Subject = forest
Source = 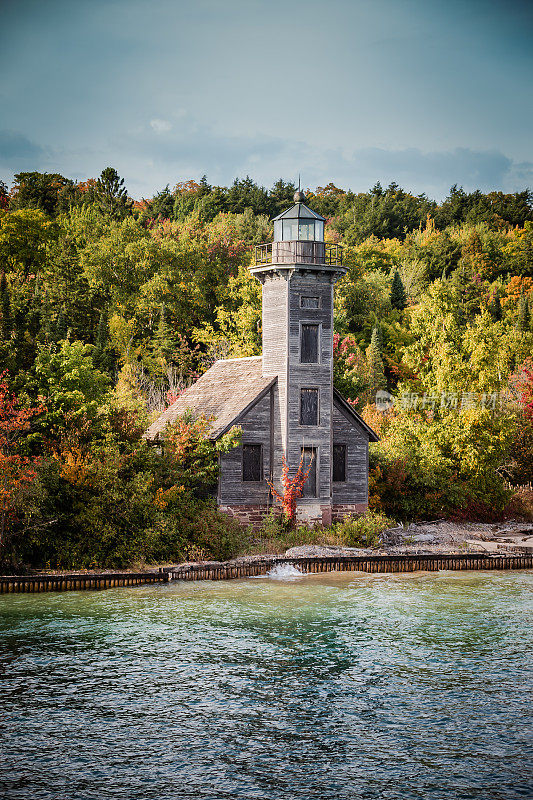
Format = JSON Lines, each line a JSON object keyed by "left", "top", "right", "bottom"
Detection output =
{"left": 0, "top": 169, "right": 532, "bottom": 569}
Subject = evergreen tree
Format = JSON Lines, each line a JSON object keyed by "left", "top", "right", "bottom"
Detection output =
{"left": 390, "top": 270, "right": 407, "bottom": 310}
{"left": 54, "top": 307, "right": 67, "bottom": 342}
{"left": 517, "top": 295, "right": 530, "bottom": 331}
{"left": 147, "top": 185, "right": 174, "bottom": 219}
{"left": 38, "top": 293, "right": 51, "bottom": 342}
{"left": 93, "top": 309, "right": 110, "bottom": 371}
{"left": 0, "top": 274, "right": 11, "bottom": 340}
{"left": 366, "top": 326, "right": 387, "bottom": 399}
{"left": 154, "top": 304, "right": 173, "bottom": 372}
{"left": 96, "top": 167, "right": 132, "bottom": 219}
{"left": 489, "top": 293, "right": 503, "bottom": 321}
{"left": 269, "top": 178, "right": 297, "bottom": 216}
{"left": 11, "top": 309, "right": 27, "bottom": 371}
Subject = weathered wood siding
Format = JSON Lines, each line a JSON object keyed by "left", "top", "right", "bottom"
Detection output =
{"left": 261, "top": 275, "right": 288, "bottom": 496}
{"left": 287, "top": 273, "right": 334, "bottom": 503}
{"left": 219, "top": 393, "right": 272, "bottom": 506}
{"left": 332, "top": 403, "right": 369, "bottom": 504}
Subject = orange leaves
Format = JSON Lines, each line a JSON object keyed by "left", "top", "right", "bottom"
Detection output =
{"left": 174, "top": 180, "right": 203, "bottom": 197}
{"left": 503, "top": 276, "right": 533, "bottom": 307}
{"left": 0, "top": 372, "right": 45, "bottom": 454}
{"left": 153, "top": 486, "right": 185, "bottom": 510}
{"left": 267, "top": 451, "right": 314, "bottom": 525}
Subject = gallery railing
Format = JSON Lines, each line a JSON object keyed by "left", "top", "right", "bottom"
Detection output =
{"left": 254, "top": 241, "right": 343, "bottom": 267}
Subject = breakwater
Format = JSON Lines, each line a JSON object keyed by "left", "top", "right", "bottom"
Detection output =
{"left": 0, "top": 552, "right": 531, "bottom": 593}
{"left": 0, "top": 571, "right": 168, "bottom": 594}
{"left": 169, "top": 553, "right": 532, "bottom": 580}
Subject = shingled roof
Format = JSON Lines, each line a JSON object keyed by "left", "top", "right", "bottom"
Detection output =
{"left": 143, "top": 356, "right": 275, "bottom": 442}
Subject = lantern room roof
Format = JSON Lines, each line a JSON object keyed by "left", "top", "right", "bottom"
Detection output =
{"left": 272, "top": 201, "right": 325, "bottom": 223}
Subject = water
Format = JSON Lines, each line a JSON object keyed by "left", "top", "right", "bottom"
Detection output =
{"left": 0, "top": 570, "right": 532, "bottom": 800}
{"left": 267, "top": 563, "right": 304, "bottom": 579}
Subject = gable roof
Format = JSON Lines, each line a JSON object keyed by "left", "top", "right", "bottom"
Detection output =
{"left": 333, "top": 389, "right": 380, "bottom": 442}
{"left": 143, "top": 356, "right": 275, "bottom": 442}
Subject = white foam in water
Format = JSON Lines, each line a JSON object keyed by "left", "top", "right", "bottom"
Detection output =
{"left": 267, "top": 563, "right": 304, "bottom": 580}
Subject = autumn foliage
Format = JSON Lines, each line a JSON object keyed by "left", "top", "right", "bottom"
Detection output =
{"left": 267, "top": 452, "right": 314, "bottom": 526}
{"left": 0, "top": 373, "right": 44, "bottom": 555}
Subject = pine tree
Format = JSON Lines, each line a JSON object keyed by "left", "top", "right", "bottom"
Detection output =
{"left": 38, "top": 293, "right": 51, "bottom": 342}
{"left": 366, "top": 326, "right": 387, "bottom": 400}
{"left": 96, "top": 167, "right": 132, "bottom": 219}
{"left": 11, "top": 309, "right": 26, "bottom": 372}
{"left": 517, "top": 295, "right": 530, "bottom": 331}
{"left": 490, "top": 294, "right": 502, "bottom": 321}
{"left": 54, "top": 307, "right": 67, "bottom": 342}
{"left": 0, "top": 274, "right": 11, "bottom": 340}
{"left": 390, "top": 270, "right": 407, "bottom": 310}
{"left": 93, "top": 309, "right": 109, "bottom": 370}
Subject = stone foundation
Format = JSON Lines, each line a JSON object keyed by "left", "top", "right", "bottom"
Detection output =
{"left": 331, "top": 503, "right": 368, "bottom": 522}
{"left": 220, "top": 502, "right": 368, "bottom": 528}
{"left": 219, "top": 505, "right": 273, "bottom": 529}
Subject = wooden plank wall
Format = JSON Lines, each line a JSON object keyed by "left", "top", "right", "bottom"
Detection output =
{"left": 287, "top": 273, "right": 334, "bottom": 504}
{"left": 219, "top": 393, "right": 272, "bottom": 505}
{"left": 332, "top": 404, "right": 368, "bottom": 504}
{"left": 261, "top": 275, "right": 289, "bottom": 495}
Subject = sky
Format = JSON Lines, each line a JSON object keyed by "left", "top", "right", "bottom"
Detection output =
{"left": 1, "top": 0, "right": 532, "bottom": 200}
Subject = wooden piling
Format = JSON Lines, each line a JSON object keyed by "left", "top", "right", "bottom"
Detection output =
{"left": 0, "top": 553, "right": 531, "bottom": 594}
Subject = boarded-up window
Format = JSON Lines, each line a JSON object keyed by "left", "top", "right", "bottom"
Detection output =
{"left": 242, "top": 444, "right": 262, "bottom": 482}
{"left": 333, "top": 444, "right": 346, "bottom": 482}
{"left": 301, "top": 447, "right": 317, "bottom": 497}
{"left": 300, "top": 389, "right": 319, "bottom": 425}
{"left": 301, "top": 296, "right": 319, "bottom": 309}
{"left": 300, "top": 324, "right": 319, "bottom": 363}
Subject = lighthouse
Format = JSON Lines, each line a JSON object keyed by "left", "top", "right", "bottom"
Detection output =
{"left": 145, "top": 191, "right": 378, "bottom": 526}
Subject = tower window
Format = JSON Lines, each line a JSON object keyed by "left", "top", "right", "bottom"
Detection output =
{"left": 300, "top": 389, "right": 319, "bottom": 426}
{"left": 300, "top": 324, "right": 319, "bottom": 363}
{"left": 333, "top": 444, "right": 346, "bottom": 483}
{"left": 301, "top": 446, "right": 317, "bottom": 497}
{"left": 301, "top": 296, "right": 319, "bottom": 309}
{"left": 242, "top": 444, "right": 262, "bottom": 482}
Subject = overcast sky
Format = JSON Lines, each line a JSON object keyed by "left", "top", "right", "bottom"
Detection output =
{"left": 1, "top": 0, "right": 532, "bottom": 200}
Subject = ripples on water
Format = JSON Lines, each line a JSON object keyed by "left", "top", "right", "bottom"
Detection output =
{"left": 0, "top": 571, "right": 532, "bottom": 800}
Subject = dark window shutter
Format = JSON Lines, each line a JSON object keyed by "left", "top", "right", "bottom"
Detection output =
{"left": 301, "top": 296, "right": 319, "bottom": 309}
{"left": 301, "top": 447, "right": 317, "bottom": 497}
{"left": 242, "top": 444, "right": 262, "bottom": 482}
{"left": 300, "top": 389, "right": 319, "bottom": 425}
{"left": 333, "top": 444, "right": 346, "bottom": 482}
{"left": 300, "top": 324, "right": 319, "bottom": 363}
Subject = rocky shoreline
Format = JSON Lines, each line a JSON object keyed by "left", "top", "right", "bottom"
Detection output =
{"left": 179, "top": 520, "right": 533, "bottom": 571}
{"left": 285, "top": 520, "right": 533, "bottom": 559}
{"left": 11, "top": 520, "right": 533, "bottom": 578}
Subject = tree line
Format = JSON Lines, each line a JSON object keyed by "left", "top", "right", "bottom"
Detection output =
{"left": 0, "top": 167, "right": 532, "bottom": 568}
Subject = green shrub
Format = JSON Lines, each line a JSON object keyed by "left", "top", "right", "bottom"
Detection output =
{"left": 331, "top": 510, "right": 394, "bottom": 547}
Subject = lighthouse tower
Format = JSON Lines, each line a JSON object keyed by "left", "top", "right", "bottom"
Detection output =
{"left": 250, "top": 191, "right": 346, "bottom": 523}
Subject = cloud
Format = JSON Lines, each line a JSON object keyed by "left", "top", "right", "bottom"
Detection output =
{"left": 115, "top": 118, "right": 533, "bottom": 199}
{"left": 0, "top": 130, "right": 45, "bottom": 168}
{"left": 319, "top": 146, "right": 533, "bottom": 198}
{"left": 150, "top": 119, "right": 172, "bottom": 134}
{"left": 0, "top": 119, "right": 531, "bottom": 201}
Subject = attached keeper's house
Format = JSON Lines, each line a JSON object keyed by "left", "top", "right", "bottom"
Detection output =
{"left": 145, "top": 192, "right": 378, "bottom": 525}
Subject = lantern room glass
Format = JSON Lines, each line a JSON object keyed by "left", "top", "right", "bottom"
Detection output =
{"left": 274, "top": 219, "right": 324, "bottom": 242}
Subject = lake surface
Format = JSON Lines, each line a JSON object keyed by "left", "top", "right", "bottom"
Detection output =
{"left": 1, "top": 569, "right": 532, "bottom": 800}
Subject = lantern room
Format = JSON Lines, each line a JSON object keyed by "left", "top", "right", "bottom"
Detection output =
{"left": 273, "top": 190, "right": 325, "bottom": 242}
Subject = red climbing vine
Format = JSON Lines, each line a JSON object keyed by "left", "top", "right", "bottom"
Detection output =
{"left": 267, "top": 451, "right": 314, "bottom": 526}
